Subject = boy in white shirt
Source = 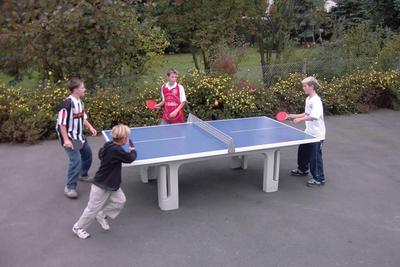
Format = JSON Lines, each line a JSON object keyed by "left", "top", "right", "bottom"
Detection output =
{"left": 287, "top": 76, "right": 326, "bottom": 186}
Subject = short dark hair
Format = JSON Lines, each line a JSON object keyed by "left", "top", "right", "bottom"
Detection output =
{"left": 67, "top": 77, "right": 83, "bottom": 92}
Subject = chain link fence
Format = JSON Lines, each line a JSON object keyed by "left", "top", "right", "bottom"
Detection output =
{"left": 1, "top": 55, "right": 399, "bottom": 89}
{"left": 236, "top": 57, "right": 385, "bottom": 87}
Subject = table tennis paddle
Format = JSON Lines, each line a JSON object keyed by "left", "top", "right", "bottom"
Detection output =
{"left": 146, "top": 99, "right": 156, "bottom": 110}
{"left": 129, "top": 138, "right": 134, "bottom": 147}
{"left": 71, "top": 139, "right": 84, "bottom": 151}
{"left": 276, "top": 111, "right": 288, "bottom": 121}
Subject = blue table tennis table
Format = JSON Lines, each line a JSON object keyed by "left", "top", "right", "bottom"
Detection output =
{"left": 102, "top": 114, "right": 320, "bottom": 211}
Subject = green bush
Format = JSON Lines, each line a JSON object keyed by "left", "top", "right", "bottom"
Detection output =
{"left": 181, "top": 71, "right": 264, "bottom": 120}
{"left": 376, "top": 36, "right": 400, "bottom": 71}
{"left": 323, "top": 70, "right": 400, "bottom": 114}
{"left": 0, "top": 86, "right": 67, "bottom": 143}
{"left": 1, "top": 69, "right": 400, "bottom": 143}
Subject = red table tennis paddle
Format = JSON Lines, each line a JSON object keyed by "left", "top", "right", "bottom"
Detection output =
{"left": 146, "top": 99, "right": 156, "bottom": 110}
{"left": 276, "top": 111, "right": 288, "bottom": 121}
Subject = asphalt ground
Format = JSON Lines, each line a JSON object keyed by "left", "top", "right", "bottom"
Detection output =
{"left": 1, "top": 109, "right": 399, "bottom": 267}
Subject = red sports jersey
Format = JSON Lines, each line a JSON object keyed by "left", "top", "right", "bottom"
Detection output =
{"left": 162, "top": 83, "right": 185, "bottom": 123}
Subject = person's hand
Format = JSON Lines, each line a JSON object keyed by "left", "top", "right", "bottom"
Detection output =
{"left": 169, "top": 110, "right": 178, "bottom": 118}
{"left": 90, "top": 127, "right": 97, "bottom": 136}
{"left": 63, "top": 140, "right": 73, "bottom": 149}
{"left": 293, "top": 118, "right": 302, "bottom": 123}
{"left": 128, "top": 139, "right": 135, "bottom": 151}
{"left": 154, "top": 103, "right": 161, "bottom": 109}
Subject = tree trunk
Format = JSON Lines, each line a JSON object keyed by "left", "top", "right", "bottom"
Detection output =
{"left": 201, "top": 49, "right": 210, "bottom": 74}
{"left": 257, "top": 33, "right": 269, "bottom": 88}
{"left": 190, "top": 47, "right": 200, "bottom": 71}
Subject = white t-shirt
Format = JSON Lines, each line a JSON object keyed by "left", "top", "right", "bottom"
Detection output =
{"left": 304, "top": 94, "right": 326, "bottom": 140}
{"left": 161, "top": 82, "right": 186, "bottom": 102}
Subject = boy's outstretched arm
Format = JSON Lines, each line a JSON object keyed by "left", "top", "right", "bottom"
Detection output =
{"left": 155, "top": 101, "right": 164, "bottom": 109}
{"left": 287, "top": 113, "right": 305, "bottom": 119}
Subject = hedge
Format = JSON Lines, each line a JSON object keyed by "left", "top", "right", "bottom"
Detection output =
{"left": 1, "top": 70, "right": 399, "bottom": 143}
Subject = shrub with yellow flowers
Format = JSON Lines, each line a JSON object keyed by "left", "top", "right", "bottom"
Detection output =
{"left": 182, "top": 70, "right": 265, "bottom": 120}
{"left": 268, "top": 73, "right": 309, "bottom": 114}
{"left": 322, "top": 70, "right": 400, "bottom": 114}
{"left": 1, "top": 69, "right": 400, "bottom": 143}
{"left": 0, "top": 85, "right": 68, "bottom": 143}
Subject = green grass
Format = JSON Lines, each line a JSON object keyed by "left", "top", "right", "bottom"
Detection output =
{"left": 153, "top": 47, "right": 264, "bottom": 82}
{"left": 0, "top": 46, "right": 318, "bottom": 88}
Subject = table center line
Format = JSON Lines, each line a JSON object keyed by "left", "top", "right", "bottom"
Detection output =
{"left": 229, "top": 126, "right": 285, "bottom": 134}
{"left": 134, "top": 136, "right": 186, "bottom": 143}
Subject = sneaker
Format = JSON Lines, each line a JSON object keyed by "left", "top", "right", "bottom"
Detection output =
{"left": 290, "top": 169, "right": 309, "bottom": 176}
{"left": 96, "top": 215, "right": 110, "bottom": 230}
{"left": 64, "top": 186, "right": 78, "bottom": 199}
{"left": 72, "top": 225, "right": 90, "bottom": 239}
{"left": 78, "top": 175, "right": 92, "bottom": 182}
{"left": 306, "top": 178, "right": 325, "bottom": 187}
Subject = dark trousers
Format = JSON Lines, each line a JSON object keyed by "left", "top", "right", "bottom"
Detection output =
{"left": 297, "top": 141, "right": 325, "bottom": 182}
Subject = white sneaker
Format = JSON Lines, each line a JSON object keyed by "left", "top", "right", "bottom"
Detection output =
{"left": 64, "top": 187, "right": 78, "bottom": 199}
{"left": 72, "top": 225, "right": 90, "bottom": 239}
{"left": 96, "top": 215, "right": 110, "bottom": 230}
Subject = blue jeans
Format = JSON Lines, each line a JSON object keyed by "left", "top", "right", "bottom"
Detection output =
{"left": 64, "top": 140, "right": 92, "bottom": 189}
{"left": 297, "top": 141, "right": 325, "bottom": 182}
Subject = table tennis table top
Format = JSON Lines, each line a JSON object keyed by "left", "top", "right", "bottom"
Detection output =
{"left": 102, "top": 115, "right": 319, "bottom": 165}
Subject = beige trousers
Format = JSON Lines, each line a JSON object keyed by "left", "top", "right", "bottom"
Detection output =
{"left": 75, "top": 184, "right": 126, "bottom": 230}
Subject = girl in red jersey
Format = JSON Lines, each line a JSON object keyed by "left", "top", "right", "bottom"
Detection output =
{"left": 154, "top": 68, "right": 186, "bottom": 124}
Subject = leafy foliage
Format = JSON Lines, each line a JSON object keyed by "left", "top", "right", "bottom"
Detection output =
{"left": 0, "top": 0, "right": 168, "bottom": 87}
{"left": 1, "top": 70, "right": 400, "bottom": 143}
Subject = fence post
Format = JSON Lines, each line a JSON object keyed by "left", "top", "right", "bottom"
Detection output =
{"left": 302, "top": 58, "right": 307, "bottom": 74}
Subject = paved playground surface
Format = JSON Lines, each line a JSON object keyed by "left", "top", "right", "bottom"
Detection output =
{"left": 1, "top": 110, "right": 399, "bottom": 267}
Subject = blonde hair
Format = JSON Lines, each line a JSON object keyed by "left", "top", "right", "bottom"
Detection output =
{"left": 301, "top": 76, "right": 320, "bottom": 91}
{"left": 112, "top": 124, "right": 130, "bottom": 142}
{"left": 167, "top": 68, "right": 179, "bottom": 77}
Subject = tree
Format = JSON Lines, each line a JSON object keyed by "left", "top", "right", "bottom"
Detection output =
{"left": 291, "top": 0, "right": 326, "bottom": 43}
{"left": 0, "top": 0, "right": 168, "bottom": 87}
{"left": 342, "top": 22, "right": 385, "bottom": 58}
{"left": 364, "top": 0, "right": 400, "bottom": 31}
{"left": 153, "top": 0, "right": 245, "bottom": 73}
{"left": 329, "top": 0, "right": 370, "bottom": 28}
{"left": 243, "top": 0, "right": 295, "bottom": 86}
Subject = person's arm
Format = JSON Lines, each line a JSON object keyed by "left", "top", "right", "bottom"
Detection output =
{"left": 293, "top": 115, "right": 317, "bottom": 123}
{"left": 115, "top": 146, "right": 138, "bottom": 164}
{"left": 169, "top": 84, "right": 186, "bottom": 118}
{"left": 169, "top": 101, "right": 186, "bottom": 118}
{"left": 287, "top": 113, "right": 305, "bottom": 120}
{"left": 59, "top": 125, "right": 72, "bottom": 149}
{"left": 155, "top": 85, "right": 165, "bottom": 109}
{"left": 154, "top": 101, "right": 164, "bottom": 109}
{"left": 83, "top": 119, "right": 97, "bottom": 136}
{"left": 293, "top": 98, "right": 323, "bottom": 123}
{"left": 57, "top": 100, "right": 72, "bottom": 148}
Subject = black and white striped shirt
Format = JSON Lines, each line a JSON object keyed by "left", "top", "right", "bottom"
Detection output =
{"left": 56, "top": 95, "right": 88, "bottom": 146}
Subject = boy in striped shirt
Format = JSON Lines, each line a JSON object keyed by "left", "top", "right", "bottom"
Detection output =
{"left": 56, "top": 77, "right": 97, "bottom": 198}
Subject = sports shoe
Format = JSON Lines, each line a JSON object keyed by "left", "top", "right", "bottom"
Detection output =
{"left": 64, "top": 186, "right": 78, "bottom": 199}
{"left": 78, "top": 175, "right": 92, "bottom": 182}
{"left": 96, "top": 215, "right": 110, "bottom": 230}
{"left": 306, "top": 178, "right": 325, "bottom": 187}
{"left": 290, "top": 169, "right": 309, "bottom": 176}
{"left": 72, "top": 225, "right": 90, "bottom": 239}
